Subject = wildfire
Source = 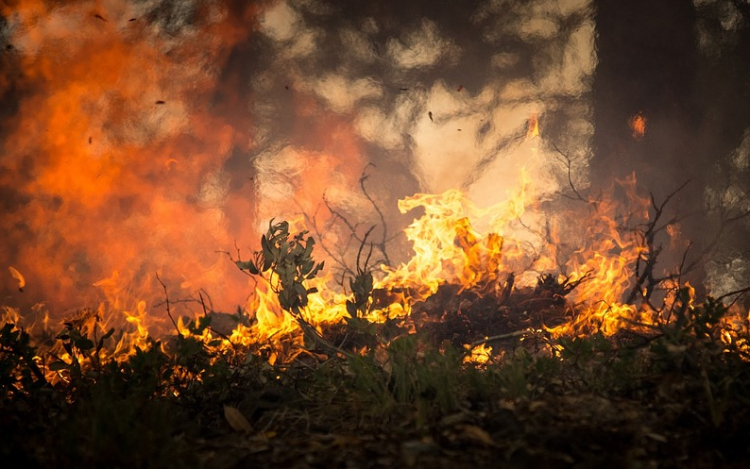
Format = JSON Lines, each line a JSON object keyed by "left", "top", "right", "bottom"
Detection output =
{"left": 4, "top": 164, "right": 750, "bottom": 373}
{"left": 1, "top": 2, "right": 747, "bottom": 374}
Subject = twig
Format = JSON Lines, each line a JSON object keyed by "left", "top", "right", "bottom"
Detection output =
{"left": 715, "top": 286, "right": 750, "bottom": 306}
{"left": 625, "top": 181, "right": 690, "bottom": 305}
{"left": 552, "top": 143, "right": 590, "bottom": 204}
{"left": 306, "top": 203, "right": 357, "bottom": 277}
{"left": 360, "top": 163, "right": 391, "bottom": 266}
{"left": 293, "top": 316, "right": 354, "bottom": 360}
{"left": 198, "top": 292, "right": 211, "bottom": 317}
{"left": 156, "top": 272, "right": 179, "bottom": 333}
{"left": 355, "top": 226, "right": 375, "bottom": 275}
{"left": 463, "top": 329, "right": 535, "bottom": 357}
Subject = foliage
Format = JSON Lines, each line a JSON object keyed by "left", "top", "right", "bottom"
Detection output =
{"left": 346, "top": 235, "right": 376, "bottom": 319}
{"left": 0, "top": 323, "right": 46, "bottom": 397}
{"left": 236, "top": 219, "right": 324, "bottom": 316}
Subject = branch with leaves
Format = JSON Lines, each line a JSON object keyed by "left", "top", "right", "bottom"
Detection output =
{"left": 236, "top": 219, "right": 325, "bottom": 316}
{"left": 235, "top": 220, "right": 355, "bottom": 358}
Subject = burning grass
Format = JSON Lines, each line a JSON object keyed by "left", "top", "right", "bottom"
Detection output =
{"left": 2, "top": 178, "right": 750, "bottom": 467}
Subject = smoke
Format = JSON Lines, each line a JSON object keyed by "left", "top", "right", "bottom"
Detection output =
{"left": 0, "top": 0, "right": 260, "bottom": 316}
{"left": 0, "top": 0, "right": 599, "bottom": 322}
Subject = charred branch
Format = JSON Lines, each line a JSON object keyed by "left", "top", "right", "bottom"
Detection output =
{"left": 552, "top": 143, "right": 591, "bottom": 205}
{"left": 625, "top": 181, "right": 690, "bottom": 306}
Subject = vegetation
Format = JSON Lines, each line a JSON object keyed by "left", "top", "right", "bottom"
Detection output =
{"left": 2, "top": 221, "right": 750, "bottom": 468}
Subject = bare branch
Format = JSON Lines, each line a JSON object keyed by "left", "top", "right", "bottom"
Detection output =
{"left": 360, "top": 163, "right": 391, "bottom": 266}
{"left": 552, "top": 143, "right": 590, "bottom": 204}
{"left": 155, "top": 272, "right": 179, "bottom": 333}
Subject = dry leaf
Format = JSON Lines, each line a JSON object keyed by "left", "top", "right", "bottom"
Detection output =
{"left": 456, "top": 424, "right": 495, "bottom": 446}
{"left": 646, "top": 432, "right": 668, "bottom": 443}
{"left": 223, "top": 405, "right": 252, "bottom": 433}
{"left": 9, "top": 266, "right": 25, "bottom": 291}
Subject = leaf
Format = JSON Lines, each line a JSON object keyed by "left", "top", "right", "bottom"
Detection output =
{"left": 363, "top": 272, "right": 373, "bottom": 294}
{"left": 300, "top": 260, "right": 314, "bottom": 276}
{"left": 49, "top": 361, "right": 70, "bottom": 371}
{"left": 261, "top": 236, "right": 273, "bottom": 260}
{"left": 224, "top": 405, "right": 253, "bottom": 433}
{"left": 236, "top": 260, "right": 259, "bottom": 275}
{"left": 293, "top": 282, "right": 307, "bottom": 298}
{"left": 306, "top": 261, "right": 324, "bottom": 279}
{"left": 456, "top": 425, "right": 495, "bottom": 446}
{"left": 8, "top": 266, "right": 25, "bottom": 290}
{"left": 291, "top": 243, "right": 304, "bottom": 258}
{"left": 76, "top": 337, "right": 95, "bottom": 351}
{"left": 303, "top": 237, "right": 315, "bottom": 258}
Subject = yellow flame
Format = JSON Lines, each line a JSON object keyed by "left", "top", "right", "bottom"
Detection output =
{"left": 464, "top": 342, "right": 493, "bottom": 365}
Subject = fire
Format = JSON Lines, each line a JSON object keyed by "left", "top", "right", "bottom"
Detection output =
{"left": 464, "top": 343, "right": 493, "bottom": 365}
{"left": 0, "top": 0, "right": 261, "bottom": 318}
{"left": 527, "top": 114, "right": 540, "bottom": 139}
{"left": 1, "top": 3, "right": 747, "bottom": 374}
{"left": 380, "top": 173, "right": 531, "bottom": 302}
{"left": 3, "top": 161, "right": 749, "bottom": 371}
{"left": 629, "top": 112, "right": 647, "bottom": 140}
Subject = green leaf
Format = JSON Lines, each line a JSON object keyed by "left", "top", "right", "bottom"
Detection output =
{"left": 363, "top": 272, "right": 373, "bottom": 293}
{"left": 301, "top": 260, "right": 314, "bottom": 276}
{"left": 303, "top": 237, "right": 315, "bottom": 257}
{"left": 277, "top": 220, "right": 289, "bottom": 234}
{"left": 236, "top": 260, "right": 259, "bottom": 275}
{"left": 293, "top": 282, "right": 307, "bottom": 299}
{"left": 261, "top": 236, "right": 273, "bottom": 260}
{"left": 306, "top": 261, "right": 324, "bottom": 280}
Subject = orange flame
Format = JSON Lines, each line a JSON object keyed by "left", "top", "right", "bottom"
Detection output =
{"left": 0, "top": 0, "right": 263, "bottom": 322}
{"left": 629, "top": 112, "right": 647, "bottom": 140}
{"left": 527, "top": 114, "right": 540, "bottom": 139}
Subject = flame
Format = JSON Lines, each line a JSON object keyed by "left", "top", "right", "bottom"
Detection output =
{"left": 4, "top": 159, "right": 750, "bottom": 371}
{"left": 464, "top": 343, "right": 493, "bottom": 365}
{"left": 380, "top": 173, "right": 532, "bottom": 301}
{"left": 1, "top": 4, "right": 746, "bottom": 372}
{"left": 0, "top": 0, "right": 260, "bottom": 320}
{"left": 526, "top": 114, "right": 540, "bottom": 140}
{"left": 629, "top": 112, "right": 647, "bottom": 140}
